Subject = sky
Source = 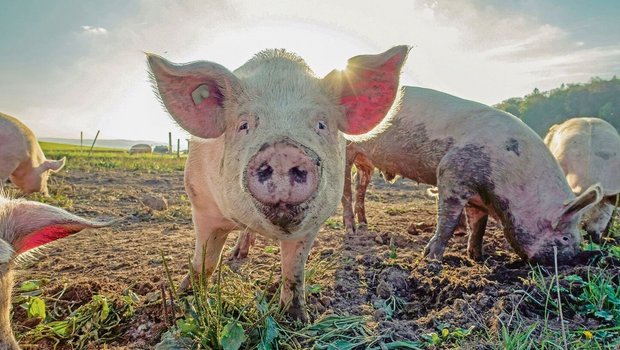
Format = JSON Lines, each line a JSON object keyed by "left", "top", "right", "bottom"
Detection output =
{"left": 1, "top": 0, "right": 619, "bottom": 142}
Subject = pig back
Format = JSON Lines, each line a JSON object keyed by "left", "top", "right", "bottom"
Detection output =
{"left": 547, "top": 118, "right": 620, "bottom": 196}
{"left": 0, "top": 113, "right": 31, "bottom": 176}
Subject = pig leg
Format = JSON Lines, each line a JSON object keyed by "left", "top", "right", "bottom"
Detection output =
{"left": 342, "top": 150, "right": 357, "bottom": 235}
{"left": 465, "top": 205, "right": 489, "bottom": 261}
{"left": 453, "top": 212, "right": 470, "bottom": 236}
{"left": 280, "top": 234, "right": 315, "bottom": 322}
{"left": 179, "top": 208, "right": 235, "bottom": 291}
{"left": 229, "top": 230, "right": 256, "bottom": 260}
{"left": 423, "top": 163, "right": 475, "bottom": 260}
{"left": 354, "top": 154, "right": 374, "bottom": 229}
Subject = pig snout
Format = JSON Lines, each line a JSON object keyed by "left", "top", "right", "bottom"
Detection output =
{"left": 246, "top": 141, "right": 320, "bottom": 228}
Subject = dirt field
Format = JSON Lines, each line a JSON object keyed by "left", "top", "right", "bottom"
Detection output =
{"left": 10, "top": 168, "right": 620, "bottom": 349}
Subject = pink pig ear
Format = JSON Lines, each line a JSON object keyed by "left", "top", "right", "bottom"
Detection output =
{"left": 4, "top": 199, "right": 112, "bottom": 255}
{"left": 554, "top": 183, "right": 604, "bottom": 229}
{"left": 147, "top": 54, "right": 242, "bottom": 139}
{"left": 323, "top": 46, "right": 410, "bottom": 135}
{"left": 43, "top": 157, "right": 66, "bottom": 173}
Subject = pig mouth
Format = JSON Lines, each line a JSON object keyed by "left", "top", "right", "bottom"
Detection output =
{"left": 258, "top": 201, "right": 310, "bottom": 231}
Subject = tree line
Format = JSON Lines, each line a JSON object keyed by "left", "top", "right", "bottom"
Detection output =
{"left": 494, "top": 76, "right": 620, "bottom": 136}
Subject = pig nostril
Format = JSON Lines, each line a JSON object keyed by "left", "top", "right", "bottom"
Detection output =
{"left": 289, "top": 167, "right": 307, "bottom": 184}
{"left": 257, "top": 163, "right": 273, "bottom": 183}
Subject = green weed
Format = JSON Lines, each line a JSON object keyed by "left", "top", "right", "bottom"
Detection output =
{"left": 14, "top": 280, "right": 139, "bottom": 348}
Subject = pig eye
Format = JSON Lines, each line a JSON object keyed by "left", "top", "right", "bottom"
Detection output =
{"left": 238, "top": 121, "right": 249, "bottom": 134}
{"left": 315, "top": 120, "right": 327, "bottom": 135}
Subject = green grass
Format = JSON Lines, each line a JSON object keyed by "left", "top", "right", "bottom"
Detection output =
{"left": 14, "top": 279, "right": 140, "bottom": 348}
{"left": 40, "top": 141, "right": 186, "bottom": 172}
{"left": 157, "top": 254, "right": 423, "bottom": 350}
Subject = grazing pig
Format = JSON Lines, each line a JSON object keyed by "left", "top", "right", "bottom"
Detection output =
{"left": 0, "top": 195, "right": 110, "bottom": 349}
{"left": 340, "top": 86, "right": 602, "bottom": 264}
{"left": 0, "top": 113, "right": 66, "bottom": 196}
{"left": 147, "top": 46, "right": 409, "bottom": 321}
{"left": 544, "top": 117, "right": 620, "bottom": 243}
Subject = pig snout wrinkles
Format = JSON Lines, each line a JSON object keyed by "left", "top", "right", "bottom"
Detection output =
{"left": 246, "top": 142, "right": 320, "bottom": 207}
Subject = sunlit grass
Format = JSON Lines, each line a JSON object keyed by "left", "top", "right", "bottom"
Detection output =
{"left": 40, "top": 142, "right": 186, "bottom": 172}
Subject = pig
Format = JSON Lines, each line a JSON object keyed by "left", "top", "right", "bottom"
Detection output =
{"left": 147, "top": 46, "right": 409, "bottom": 321}
{"left": 544, "top": 117, "right": 620, "bottom": 243}
{"left": 0, "top": 113, "right": 66, "bottom": 196}
{"left": 0, "top": 195, "right": 110, "bottom": 349}
{"left": 339, "top": 86, "right": 602, "bottom": 264}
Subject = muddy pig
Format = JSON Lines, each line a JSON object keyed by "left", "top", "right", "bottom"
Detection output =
{"left": 0, "top": 195, "right": 111, "bottom": 349}
{"left": 147, "top": 46, "right": 409, "bottom": 321}
{"left": 0, "top": 113, "right": 66, "bottom": 196}
{"left": 339, "top": 86, "right": 602, "bottom": 264}
{"left": 544, "top": 117, "right": 620, "bottom": 243}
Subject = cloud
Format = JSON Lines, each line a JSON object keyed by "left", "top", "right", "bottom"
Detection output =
{"left": 81, "top": 25, "right": 108, "bottom": 35}
{"left": 3, "top": 0, "right": 619, "bottom": 140}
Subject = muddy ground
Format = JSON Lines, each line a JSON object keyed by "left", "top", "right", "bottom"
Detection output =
{"left": 10, "top": 168, "right": 619, "bottom": 349}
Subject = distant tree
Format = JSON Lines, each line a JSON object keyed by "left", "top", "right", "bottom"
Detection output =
{"left": 495, "top": 76, "right": 620, "bottom": 135}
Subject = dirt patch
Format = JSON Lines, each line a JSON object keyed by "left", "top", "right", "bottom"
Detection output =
{"left": 9, "top": 170, "right": 620, "bottom": 348}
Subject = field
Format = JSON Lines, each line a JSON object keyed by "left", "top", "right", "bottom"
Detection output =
{"left": 7, "top": 143, "right": 620, "bottom": 349}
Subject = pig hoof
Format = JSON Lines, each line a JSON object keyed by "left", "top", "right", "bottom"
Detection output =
{"left": 178, "top": 272, "right": 200, "bottom": 294}
{"left": 423, "top": 242, "right": 444, "bottom": 261}
{"left": 228, "top": 246, "right": 249, "bottom": 261}
{"left": 345, "top": 226, "right": 356, "bottom": 235}
{"left": 178, "top": 274, "right": 192, "bottom": 293}
{"left": 467, "top": 248, "right": 483, "bottom": 261}
{"left": 286, "top": 306, "right": 309, "bottom": 324}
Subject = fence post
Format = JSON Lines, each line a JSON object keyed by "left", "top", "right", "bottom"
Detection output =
{"left": 168, "top": 132, "right": 172, "bottom": 154}
{"left": 88, "top": 130, "right": 100, "bottom": 156}
{"left": 177, "top": 139, "right": 180, "bottom": 158}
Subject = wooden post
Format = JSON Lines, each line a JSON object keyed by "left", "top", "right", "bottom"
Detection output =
{"left": 80, "top": 131, "right": 83, "bottom": 151}
{"left": 168, "top": 132, "right": 172, "bottom": 154}
{"left": 186, "top": 139, "right": 190, "bottom": 153}
{"left": 88, "top": 130, "right": 100, "bottom": 156}
{"left": 177, "top": 139, "right": 180, "bottom": 158}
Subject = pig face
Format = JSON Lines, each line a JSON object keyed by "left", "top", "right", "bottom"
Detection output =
{"left": 520, "top": 184, "right": 602, "bottom": 264}
{"left": 10, "top": 158, "right": 65, "bottom": 196}
{"left": 148, "top": 47, "right": 409, "bottom": 234}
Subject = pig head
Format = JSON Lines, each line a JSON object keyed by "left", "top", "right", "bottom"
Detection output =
{"left": 148, "top": 46, "right": 409, "bottom": 320}
{"left": 0, "top": 196, "right": 111, "bottom": 349}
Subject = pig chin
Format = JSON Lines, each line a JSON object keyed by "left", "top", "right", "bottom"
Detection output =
{"left": 257, "top": 199, "right": 313, "bottom": 231}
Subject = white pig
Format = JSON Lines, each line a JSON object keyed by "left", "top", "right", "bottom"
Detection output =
{"left": 340, "top": 87, "right": 602, "bottom": 264}
{"left": 544, "top": 117, "right": 620, "bottom": 243}
{"left": 0, "top": 113, "right": 66, "bottom": 196}
{"left": 0, "top": 195, "right": 110, "bottom": 349}
{"left": 147, "top": 46, "right": 409, "bottom": 321}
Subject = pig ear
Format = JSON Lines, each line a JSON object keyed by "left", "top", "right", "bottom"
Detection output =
{"left": 543, "top": 124, "right": 559, "bottom": 145}
{"left": 322, "top": 46, "right": 410, "bottom": 135}
{"left": 147, "top": 54, "right": 242, "bottom": 139}
{"left": 554, "top": 183, "right": 604, "bottom": 229}
{"left": 44, "top": 157, "right": 66, "bottom": 173}
{"left": 5, "top": 200, "right": 111, "bottom": 255}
